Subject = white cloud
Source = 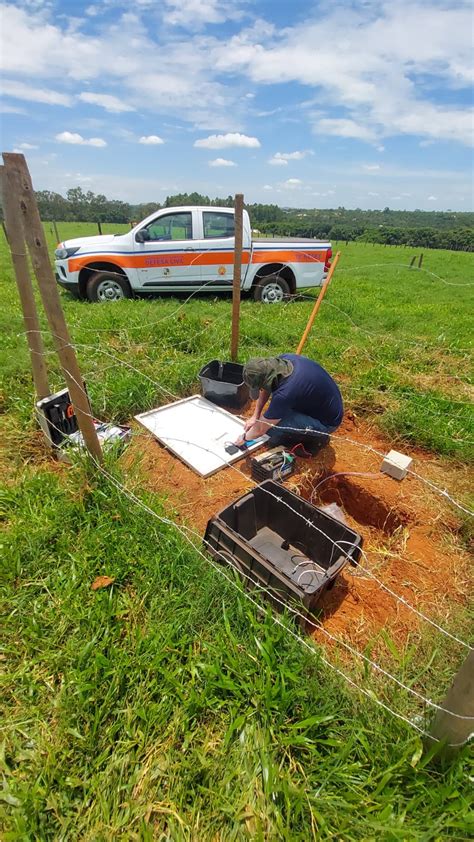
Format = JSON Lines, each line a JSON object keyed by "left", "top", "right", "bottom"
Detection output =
{"left": 55, "top": 131, "right": 107, "bottom": 147}
{"left": 194, "top": 132, "right": 260, "bottom": 149}
{"left": 139, "top": 135, "right": 165, "bottom": 145}
{"left": 314, "top": 118, "right": 376, "bottom": 141}
{"left": 0, "top": 5, "right": 240, "bottom": 130}
{"left": 0, "top": 103, "right": 27, "bottom": 114}
{"left": 269, "top": 151, "right": 308, "bottom": 165}
{"left": 209, "top": 157, "right": 237, "bottom": 167}
{"left": 368, "top": 191, "right": 379, "bottom": 196}
{"left": 211, "top": 4, "right": 474, "bottom": 147}
{"left": 362, "top": 164, "right": 381, "bottom": 171}
{"left": 427, "top": 195, "right": 438, "bottom": 201}
{"left": 263, "top": 184, "right": 273, "bottom": 190}
{"left": 376, "top": 145, "right": 385, "bottom": 152}
{"left": 78, "top": 92, "right": 135, "bottom": 113}
{"left": 18, "top": 142, "right": 39, "bottom": 149}
{"left": 2, "top": 79, "right": 72, "bottom": 106}
{"left": 283, "top": 178, "right": 303, "bottom": 189}
{"left": 163, "top": 0, "right": 242, "bottom": 28}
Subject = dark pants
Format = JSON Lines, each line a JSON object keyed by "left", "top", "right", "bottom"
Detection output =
{"left": 266, "top": 411, "right": 339, "bottom": 448}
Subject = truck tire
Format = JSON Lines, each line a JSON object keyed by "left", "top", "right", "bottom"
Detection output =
{"left": 87, "top": 272, "right": 132, "bottom": 303}
{"left": 253, "top": 274, "right": 290, "bottom": 303}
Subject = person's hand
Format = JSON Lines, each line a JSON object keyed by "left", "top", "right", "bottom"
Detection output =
{"left": 235, "top": 433, "right": 246, "bottom": 447}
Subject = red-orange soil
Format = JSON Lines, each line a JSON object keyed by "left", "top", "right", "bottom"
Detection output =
{"left": 127, "top": 410, "right": 472, "bottom": 651}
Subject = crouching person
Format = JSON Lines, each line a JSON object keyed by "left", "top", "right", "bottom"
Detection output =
{"left": 237, "top": 354, "right": 343, "bottom": 451}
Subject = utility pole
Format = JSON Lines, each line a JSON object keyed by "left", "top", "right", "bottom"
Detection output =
{"left": 3, "top": 152, "right": 103, "bottom": 463}
{"left": 0, "top": 165, "right": 51, "bottom": 400}
{"left": 230, "top": 193, "right": 244, "bottom": 362}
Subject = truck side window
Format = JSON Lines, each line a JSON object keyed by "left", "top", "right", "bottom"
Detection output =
{"left": 203, "top": 211, "right": 235, "bottom": 239}
{"left": 145, "top": 212, "right": 193, "bottom": 241}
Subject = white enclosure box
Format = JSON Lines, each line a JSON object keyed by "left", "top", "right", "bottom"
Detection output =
{"left": 381, "top": 449, "right": 413, "bottom": 481}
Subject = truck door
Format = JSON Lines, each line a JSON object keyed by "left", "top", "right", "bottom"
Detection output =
{"left": 133, "top": 210, "right": 200, "bottom": 290}
{"left": 196, "top": 210, "right": 250, "bottom": 290}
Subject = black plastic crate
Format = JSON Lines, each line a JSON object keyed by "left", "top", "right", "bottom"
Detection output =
{"left": 199, "top": 360, "right": 249, "bottom": 408}
{"left": 204, "top": 480, "right": 362, "bottom": 622}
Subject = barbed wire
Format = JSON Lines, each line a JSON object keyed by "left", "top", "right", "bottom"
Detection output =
{"left": 91, "top": 456, "right": 472, "bottom": 746}
{"left": 31, "top": 354, "right": 473, "bottom": 651}
{"left": 24, "top": 334, "right": 474, "bottom": 516}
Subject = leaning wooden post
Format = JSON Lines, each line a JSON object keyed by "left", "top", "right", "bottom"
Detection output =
{"left": 230, "top": 193, "right": 244, "bottom": 362}
{"left": 3, "top": 153, "right": 103, "bottom": 463}
{"left": 52, "top": 220, "right": 60, "bottom": 243}
{"left": 429, "top": 649, "right": 474, "bottom": 757}
{"left": 0, "top": 165, "right": 51, "bottom": 400}
{"left": 296, "top": 251, "right": 340, "bottom": 355}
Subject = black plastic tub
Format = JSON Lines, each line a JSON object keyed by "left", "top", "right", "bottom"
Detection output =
{"left": 204, "top": 480, "right": 362, "bottom": 624}
{"left": 199, "top": 360, "right": 249, "bottom": 408}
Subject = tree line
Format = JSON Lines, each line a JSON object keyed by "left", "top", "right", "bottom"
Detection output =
{"left": 16, "top": 187, "right": 474, "bottom": 252}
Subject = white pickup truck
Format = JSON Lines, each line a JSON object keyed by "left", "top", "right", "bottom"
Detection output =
{"left": 55, "top": 206, "right": 332, "bottom": 303}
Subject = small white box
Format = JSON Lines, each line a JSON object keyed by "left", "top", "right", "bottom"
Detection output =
{"left": 381, "top": 449, "right": 412, "bottom": 481}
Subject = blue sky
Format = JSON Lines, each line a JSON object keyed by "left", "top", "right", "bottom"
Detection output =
{"left": 1, "top": 0, "right": 473, "bottom": 210}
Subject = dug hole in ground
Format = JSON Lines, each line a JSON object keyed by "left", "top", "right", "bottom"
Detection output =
{"left": 124, "top": 406, "right": 472, "bottom": 656}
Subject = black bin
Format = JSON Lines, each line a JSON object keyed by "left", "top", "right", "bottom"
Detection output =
{"left": 204, "top": 480, "right": 362, "bottom": 623}
{"left": 199, "top": 360, "right": 249, "bottom": 408}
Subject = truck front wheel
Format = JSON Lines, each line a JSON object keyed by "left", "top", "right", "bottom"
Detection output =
{"left": 253, "top": 275, "right": 290, "bottom": 304}
{"left": 87, "top": 272, "right": 132, "bottom": 303}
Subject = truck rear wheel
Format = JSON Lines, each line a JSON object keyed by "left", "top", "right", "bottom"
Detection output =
{"left": 253, "top": 275, "right": 290, "bottom": 303}
{"left": 87, "top": 272, "right": 132, "bottom": 303}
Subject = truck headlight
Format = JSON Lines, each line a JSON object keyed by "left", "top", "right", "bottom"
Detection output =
{"left": 55, "top": 246, "right": 80, "bottom": 259}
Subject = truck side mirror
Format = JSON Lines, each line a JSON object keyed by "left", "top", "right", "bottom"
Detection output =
{"left": 135, "top": 229, "right": 150, "bottom": 243}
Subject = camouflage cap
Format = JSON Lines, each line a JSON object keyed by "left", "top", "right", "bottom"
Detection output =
{"left": 243, "top": 356, "right": 293, "bottom": 399}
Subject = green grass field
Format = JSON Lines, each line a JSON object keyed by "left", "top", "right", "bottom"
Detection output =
{"left": 1, "top": 226, "right": 473, "bottom": 839}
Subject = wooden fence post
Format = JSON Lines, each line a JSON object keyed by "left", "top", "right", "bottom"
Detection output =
{"left": 296, "top": 252, "right": 341, "bottom": 355}
{"left": 97, "top": 220, "right": 103, "bottom": 235}
{"left": 52, "top": 220, "right": 60, "bottom": 243}
{"left": 418, "top": 253, "right": 424, "bottom": 269}
{"left": 1, "top": 165, "right": 51, "bottom": 400}
{"left": 230, "top": 193, "right": 244, "bottom": 362}
{"left": 3, "top": 152, "right": 103, "bottom": 463}
{"left": 429, "top": 650, "right": 474, "bottom": 757}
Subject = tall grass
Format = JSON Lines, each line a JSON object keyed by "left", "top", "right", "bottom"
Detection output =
{"left": 1, "top": 230, "right": 473, "bottom": 838}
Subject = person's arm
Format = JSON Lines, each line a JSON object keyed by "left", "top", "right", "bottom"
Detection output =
{"left": 236, "top": 411, "right": 281, "bottom": 446}
{"left": 243, "top": 388, "right": 270, "bottom": 433}
{"left": 243, "top": 416, "right": 280, "bottom": 441}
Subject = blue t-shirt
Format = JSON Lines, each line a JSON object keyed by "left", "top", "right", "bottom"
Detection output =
{"left": 264, "top": 354, "right": 343, "bottom": 427}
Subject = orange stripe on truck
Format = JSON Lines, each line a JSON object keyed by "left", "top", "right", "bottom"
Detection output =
{"left": 251, "top": 250, "right": 325, "bottom": 263}
{"left": 68, "top": 249, "right": 326, "bottom": 273}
